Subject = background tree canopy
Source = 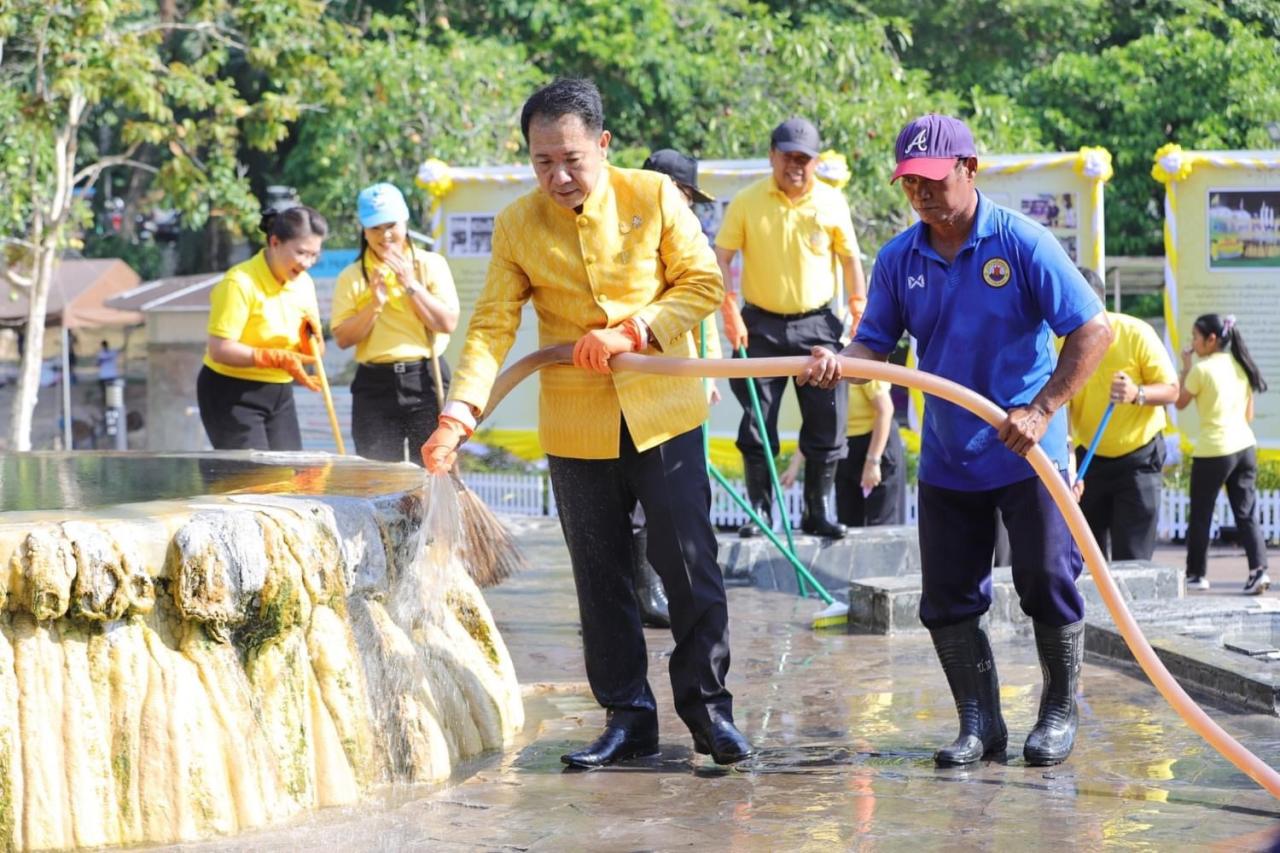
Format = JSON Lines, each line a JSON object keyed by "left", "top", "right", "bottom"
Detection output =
{"left": 6, "top": 0, "right": 1280, "bottom": 264}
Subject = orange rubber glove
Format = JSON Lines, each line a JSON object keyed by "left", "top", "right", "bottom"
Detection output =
{"left": 252, "top": 348, "right": 321, "bottom": 392}
{"left": 421, "top": 415, "right": 471, "bottom": 475}
{"left": 298, "top": 315, "right": 325, "bottom": 357}
{"left": 572, "top": 325, "right": 637, "bottom": 374}
{"left": 721, "top": 295, "right": 748, "bottom": 350}
{"left": 848, "top": 294, "right": 867, "bottom": 333}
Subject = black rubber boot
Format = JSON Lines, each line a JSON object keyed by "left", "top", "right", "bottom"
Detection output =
{"left": 631, "top": 526, "right": 670, "bottom": 629}
{"left": 800, "top": 458, "right": 845, "bottom": 539}
{"left": 738, "top": 458, "right": 773, "bottom": 538}
{"left": 930, "top": 618, "right": 1008, "bottom": 766}
{"left": 1023, "top": 619, "right": 1084, "bottom": 767}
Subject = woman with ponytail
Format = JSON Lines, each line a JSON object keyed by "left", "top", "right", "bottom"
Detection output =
{"left": 197, "top": 203, "right": 328, "bottom": 450}
{"left": 330, "top": 183, "right": 459, "bottom": 464}
{"left": 1176, "top": 313, "right": 1270, "bottom": 593}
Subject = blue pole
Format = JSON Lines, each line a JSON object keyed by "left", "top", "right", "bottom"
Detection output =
{"left": 1076, "top": 401, "right": 1116, "bottom": 482}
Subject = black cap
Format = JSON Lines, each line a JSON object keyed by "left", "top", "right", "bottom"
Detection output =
{"left": 770, "top": 117, "right": 821, "bottom": 158}
{"left": 642, "top": 149, "right": 715, "bottom": 204}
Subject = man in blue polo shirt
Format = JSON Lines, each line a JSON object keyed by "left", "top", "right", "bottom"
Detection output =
{"left": 803, "top": 114, "right": 1112, "bottom": 768}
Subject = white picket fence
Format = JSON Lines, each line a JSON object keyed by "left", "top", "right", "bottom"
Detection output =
{"left": 463, "top": 472, "right": 1280, "bottom": 543}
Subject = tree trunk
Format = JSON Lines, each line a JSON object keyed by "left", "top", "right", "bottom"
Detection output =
{"left": 7, "top": 245, "right": 56, "bottom": 451}
{"left": 8, "top": 91, "right": 83, "bottom": 451}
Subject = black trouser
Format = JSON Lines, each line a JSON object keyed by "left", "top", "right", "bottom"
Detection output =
{"left": 1075, "top": 435, "right": 1165, "bottom": 562}
{"left": 835, "top": 427, "right": 906, "bottom": 526}
{"left": 350, "top": 358, "right": 450, "bottom": 466}
{"left": 546, "top": 421, "right": 732, "bottom": 735}
{"left": 730, "top": 305, "right": 848, "bottom": 464}
{"left": 1186, "top": 445, "right": 1269, "bottom": 578}
{"left": 197, "top": 365, "right": 301, "bottom": 451}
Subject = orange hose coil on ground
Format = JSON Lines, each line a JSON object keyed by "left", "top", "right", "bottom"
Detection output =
{"left": 481, "top": 345, "right": 1280, "bottom": 798}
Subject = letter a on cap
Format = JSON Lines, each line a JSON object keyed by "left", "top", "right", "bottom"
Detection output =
{"left": 904, "top": 129, "right": 928, "bottom": 155}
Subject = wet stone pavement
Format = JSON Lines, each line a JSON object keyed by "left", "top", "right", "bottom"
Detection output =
{"left": 165, "top": 517, "right": 1280, "bottom": 852}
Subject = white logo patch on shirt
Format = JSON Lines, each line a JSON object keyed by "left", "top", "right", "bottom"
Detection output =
{"left": 907, "top": 274, "right": 925, "bottom": 290}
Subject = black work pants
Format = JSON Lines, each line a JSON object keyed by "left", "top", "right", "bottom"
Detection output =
{"left": 547, "top": 421, "right": 732, "bottom": 735}
{"left": 835, "top": 427, "right": 906, "bottom": 526}
{"left": 1186, "top": 445, "right": 1269, "bottom": 577}
{"left": 350, "top": 359, "right": 449, "bottom": 466}
{"left": 196, "top": 365, "right": 302, "bottom": 451}
{"left": 730, "top": 305, "right": 847, "bottom": 464}
{"left": 1076, "top": 435, "right": 1165, "bottom": 562}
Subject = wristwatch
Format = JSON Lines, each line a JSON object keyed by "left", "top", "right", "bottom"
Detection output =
{"left": 1136, "top": 385, "right": 1146, "bottom": 406}
{"left": 866, "top": 455, "right": 882, "bottom": 466}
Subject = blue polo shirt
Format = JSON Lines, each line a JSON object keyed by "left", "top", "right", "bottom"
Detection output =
{"left": 855, "top": 192, "right": 1102, "bottom": 491}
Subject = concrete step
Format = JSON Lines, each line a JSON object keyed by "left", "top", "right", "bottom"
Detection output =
{"left": 716, "top": 525, "right": 919, "bottom": 594}
{"left": 1085, "top": 597, "right": 1280, "bottom": 715}
{"left": 847, "top": 561, "right": 1184, "bottom": 635}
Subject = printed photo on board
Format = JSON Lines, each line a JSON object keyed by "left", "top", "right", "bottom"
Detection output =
{"left": 1208, "top": 189, "right": 1280, "bottom": 269}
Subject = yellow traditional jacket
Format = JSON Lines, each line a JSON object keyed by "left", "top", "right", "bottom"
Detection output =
{"left": 449, "top": 164, "right": 724, "bottom": 458}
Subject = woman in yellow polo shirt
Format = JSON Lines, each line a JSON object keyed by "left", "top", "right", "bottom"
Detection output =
{"left": 835, "top": 379, "right": 905, "bottom": 526}
{"left": 197, "top": 204, "right": 327, "bottom": 451}
{"left": 331, "top": 183, "right": 459, "bottom": 464}
{"left": 1175, "top": 313, "right": 1270, "bottom": 593}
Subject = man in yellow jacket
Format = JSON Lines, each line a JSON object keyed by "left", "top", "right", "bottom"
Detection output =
{"left": 422, "top": 79, "right": 752, "bottom": 768}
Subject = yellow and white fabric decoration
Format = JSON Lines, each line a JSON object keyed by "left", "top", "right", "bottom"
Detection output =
{"left": 414, "top": 158, "right": 455, "bottom": 244}
{"left": 815, "top": 150, "right": 851, "bottom": 190}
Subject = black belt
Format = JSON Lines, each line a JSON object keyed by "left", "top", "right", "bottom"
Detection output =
{"left": 745, "top": 303, "right": 830, "bottom": 320}
{"left": 360, "top": 359, "right": 429, "bottom": 374}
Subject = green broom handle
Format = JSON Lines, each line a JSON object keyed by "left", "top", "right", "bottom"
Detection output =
{"left": 737, "top": 345, "right": 806, "bottom": 595}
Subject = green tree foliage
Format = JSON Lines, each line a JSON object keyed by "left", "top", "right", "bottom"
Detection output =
{"left": 434, "top": 0, "right": 1042, "bottom": 246}
{"left": 281, "top": 15, "right": 543, "bottom": 242}
{"left": 1022, "top": 6, "right": 1280, "bottom": 254}
{"left": 0, "top": 0, "right": 334, "bottom": 448}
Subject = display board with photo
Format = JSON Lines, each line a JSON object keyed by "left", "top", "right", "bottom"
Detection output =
{"left": 1020, "top": 192, "right": 1079, "bottom": 261}
{"left": 446, "top": 213, "right": 495, "bottom": 258}
{"left": 1207, "top": 189, "right": 1280, "bottom": 269}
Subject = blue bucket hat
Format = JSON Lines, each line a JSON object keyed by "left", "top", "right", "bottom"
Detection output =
{"left": 357, "top": 183, "right": 410, "bottom": 228}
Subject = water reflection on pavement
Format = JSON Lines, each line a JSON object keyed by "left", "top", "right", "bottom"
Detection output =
{"left": 163, "top": 517, "right": 1280, "bottom": 852}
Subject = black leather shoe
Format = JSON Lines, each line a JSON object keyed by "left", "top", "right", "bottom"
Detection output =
{"left": 561, "top": 726, "right": 659, "bottom": 768}
{"left": 691, "top": 719, "right": 754, "bottom": 765}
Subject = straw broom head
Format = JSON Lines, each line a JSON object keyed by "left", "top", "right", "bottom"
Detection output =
{"left": 450, "top": 469, "right": 526, "bottom": 588}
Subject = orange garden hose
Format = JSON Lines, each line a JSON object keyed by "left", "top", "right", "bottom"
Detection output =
{"left": 482, "top": 345, "right": 1280, "bottom": 798}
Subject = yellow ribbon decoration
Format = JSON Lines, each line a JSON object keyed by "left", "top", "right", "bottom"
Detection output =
{"left": 1151, "top": 143, "right": 1199, "bottom": 185}
{"left": 815, "top": 149, "right": 851, "bottom": 190}
{"left": 415, "top": 158, "right": 455, "bottom": 198}
{"left": 1074, "top": 146, "right": 1114, "bottom": 183}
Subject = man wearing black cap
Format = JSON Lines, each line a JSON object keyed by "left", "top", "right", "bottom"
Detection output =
{"left": 803, "top": 114, "right": 1112, "bottom": 769}
{"left": 715, "top": 118, "right": 867, "bottom": 540}
{"left": 642, "top": 148, "right": 716, "bottom": 206}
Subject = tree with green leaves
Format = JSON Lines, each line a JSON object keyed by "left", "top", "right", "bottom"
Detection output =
{"left": 281, "top": 14, "right": 543, "bottom": 241}
{"left": 1022, "top": 3, "right": 1280, "bottom": 254}
{"left": 0, "top": 0, "right": 336, "bottom": 449}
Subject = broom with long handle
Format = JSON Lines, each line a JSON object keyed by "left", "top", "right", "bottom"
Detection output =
{"left": 428, "top": 330, "right": 525, "bottom": 588}
{"left": 304, "top": 320, "right": 346, "bottom": 455}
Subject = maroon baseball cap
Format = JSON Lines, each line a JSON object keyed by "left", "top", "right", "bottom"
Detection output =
{"left": 891, "top": 114, "right": 977, "bottom": 182}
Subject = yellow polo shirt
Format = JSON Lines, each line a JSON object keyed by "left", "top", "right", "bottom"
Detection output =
{"left": 715, "top": 176, "right": 858, "bottom": 315}
{"left": 449, "top": 164, "right": 724, "bottom": 459}
{"left": 1067, "top": 312, "right": 1176, "bottom": 458}
{"left": 1185, "top": 352, "right": 1255, "bottom": 457}
{"left": 204, "top": 250, "right": 320, "bottom": 383}
{"left": 847, "top": 380, "right": 890, "bottom": 437}
{"left": 331, "top": 247, "right": 459, "bottom": 363}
